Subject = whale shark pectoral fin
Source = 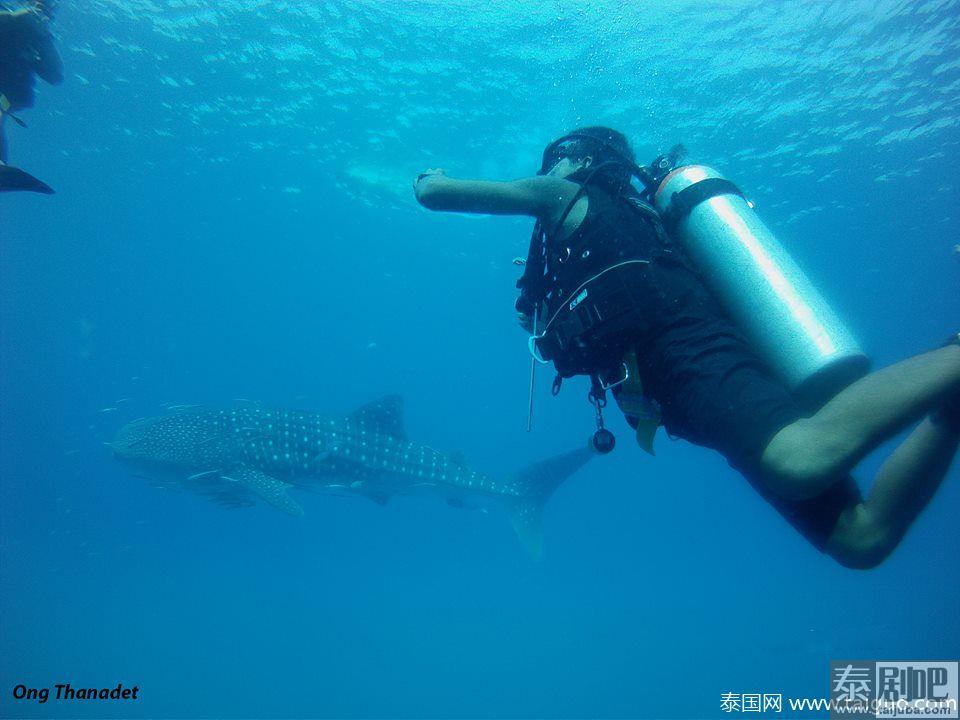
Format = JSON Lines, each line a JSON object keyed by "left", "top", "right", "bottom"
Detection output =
{"left": 0, "top": 164, "right": 54, "bottom": 194}
{"left": 223, "top": 467, "right": 304, "bottom": 517}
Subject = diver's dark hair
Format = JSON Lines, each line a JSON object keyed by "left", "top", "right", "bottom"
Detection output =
{"left": 558, "top": 126, "right": 637, "bottom": 194}
{"left": 565, "top": 126, "right": 636, "bottom": 167}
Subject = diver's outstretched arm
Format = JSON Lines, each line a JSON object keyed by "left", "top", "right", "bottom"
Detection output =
{"left": 414, "top": 171, "right": 578, "bottom": 220}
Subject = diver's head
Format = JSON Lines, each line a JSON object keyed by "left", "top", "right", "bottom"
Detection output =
{"left": 539, "top": 126, "right": 637, "bottom": 188}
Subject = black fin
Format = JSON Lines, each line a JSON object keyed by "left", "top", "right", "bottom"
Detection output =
{"left": 349, "top": 395, "right": 405, "bottom": 439}
{"left": 0, "top": 164, "right": 54, "bottom": 194}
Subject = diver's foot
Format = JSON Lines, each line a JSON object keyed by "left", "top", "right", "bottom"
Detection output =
{"left": 0, "top": 163, "right": 54, "bottom": 194}
{"left": 931, "top": 394, "right": 960, "bottom": 429}
{"left": 931, "top": 333, "right": 960, "bottom": 428}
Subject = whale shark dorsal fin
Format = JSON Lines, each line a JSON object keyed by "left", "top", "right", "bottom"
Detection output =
{"left": 349, "top": 395, "right": 406, "bottom": 440}
{"left": 222, "top": 466, "right": 303, "bottom": 517}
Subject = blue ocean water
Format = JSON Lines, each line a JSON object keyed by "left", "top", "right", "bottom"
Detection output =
{"left": 1, "top": 0, "right": 958, "bottom": 718}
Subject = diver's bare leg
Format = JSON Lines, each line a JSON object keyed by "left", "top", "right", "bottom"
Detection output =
{"left": 824, "top": 408, "right": 959, "bottom": 568}
{"left": 761, "top": 344, "right": 960, "bottom": 499}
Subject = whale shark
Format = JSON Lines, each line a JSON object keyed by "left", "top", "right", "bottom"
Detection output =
{"left": 110, "top": 395, "right": 594, "bottom": 557}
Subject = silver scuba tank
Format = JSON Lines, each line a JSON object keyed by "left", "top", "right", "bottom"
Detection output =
{"left": 653, "top": 164, "right": 869, "bottom": 409}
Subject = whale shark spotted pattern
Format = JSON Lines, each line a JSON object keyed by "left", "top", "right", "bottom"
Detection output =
{"left": 111, "top": 395, "right": 594, "bottom": 557}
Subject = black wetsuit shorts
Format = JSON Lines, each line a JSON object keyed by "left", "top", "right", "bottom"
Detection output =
{"left": 624, "top": 252, "right": 862, "bottom": 551}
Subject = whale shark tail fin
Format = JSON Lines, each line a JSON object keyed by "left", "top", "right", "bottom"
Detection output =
{"left": 0, "top": 164, "right": 54, "bottom": 194}
{"left": 506, "top": 445, "right": 595, "bottom": 560}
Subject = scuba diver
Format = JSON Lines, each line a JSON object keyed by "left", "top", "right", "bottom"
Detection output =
{"left": 413, "top": 126, "right": 960, "bottom": 569}
{"left": 0, "top": 0, "right": 61, "bottom": 194}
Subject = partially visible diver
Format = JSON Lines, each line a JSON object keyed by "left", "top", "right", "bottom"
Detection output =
{"left": 0, "top": 0, "right": 61, "bottom": 194}
{"left": 414, "top": 126, "right": 960, "bottom": 569}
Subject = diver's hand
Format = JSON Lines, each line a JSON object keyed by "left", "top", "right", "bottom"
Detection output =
{"left": 416, "top": 168, "right": 445, "bottom": 181}
{"left": 413, "top": 168, "right": 445, "bottom": 202}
